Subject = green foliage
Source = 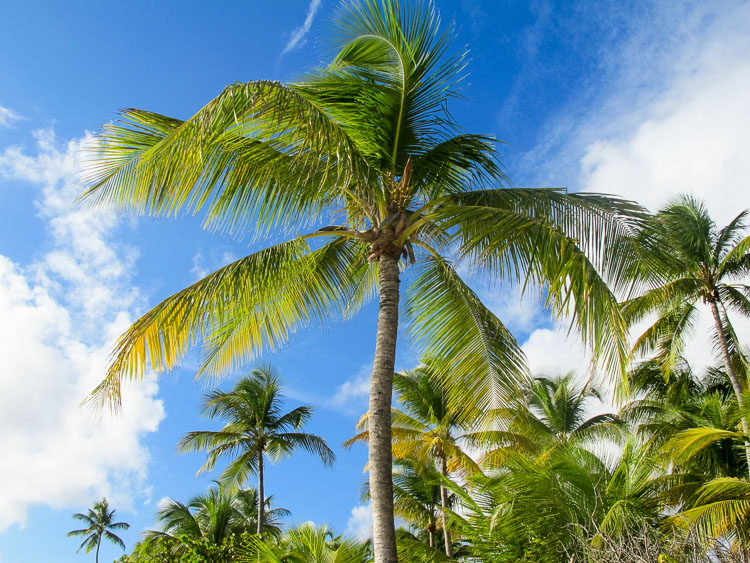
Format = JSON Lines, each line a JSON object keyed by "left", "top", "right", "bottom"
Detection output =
{"left": 118, "top": 532, "right": 259, "bottom": 562}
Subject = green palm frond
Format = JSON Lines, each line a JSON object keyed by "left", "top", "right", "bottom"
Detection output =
{"left": 80, "top": 81, "right": 371, "bottom": 235}
{"left": 404, "top": 255, "right": 527, "bottom": 413}
{"left": 671, "top": 477, "right": 750, "bottom": 539}
{"left": 439, "top": 189, "right": 641, "bottom": 388}
{"left": 664, "top": 427, "right": 745, "bottom": 465}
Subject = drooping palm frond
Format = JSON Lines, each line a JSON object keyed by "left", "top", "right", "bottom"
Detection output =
{"left": 404, "top": 255, "right": 527, "bottom": 413}
{"left": 435, "top": 189, "right": 645, "bottom": 391}
{"left": 80, "top": 81, "right": 372, "bottom": 236}
{"left": 670, "top": 477, "right": 750, "bottom": 540}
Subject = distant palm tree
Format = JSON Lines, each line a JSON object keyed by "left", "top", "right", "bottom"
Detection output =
{"left": 144, "top": 483, "right": 289, "bottom": 554}
{"left": 474, "top": 373, "right": 622, "bottom": 470}
{"left": 179, "top": 365, "right": 334, "bottom": 535}
{"left": 68, "top": 498, "right": 129, "bottom": 563}
{"left": 281, "top": 523, "right": 370, "bottom": 562}
{"left": 346, "top": 365, "right": 479, "bottom": 556}
{"left": 623, "top": 195, "right": 750, "bottom": 469}
{"left": 516, "top": 373, "right": 622, "bottom": 452}
{"left": 391, "top": 459, "right": 444, "bottom": 549}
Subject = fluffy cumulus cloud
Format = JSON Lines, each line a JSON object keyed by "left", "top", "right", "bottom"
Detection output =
{"left": 0, "top": 129, "right": 164, "bottom": 530}
{"left": 519, "top": 0, "right": 750, "bottom": 381}
{"left": 345, "top": 503, "right": 372, "bottom": 541}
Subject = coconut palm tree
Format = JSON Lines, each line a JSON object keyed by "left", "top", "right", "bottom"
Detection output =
{"left": 79, "top": 2, "right": 641, "bottom": 560}
{"left": 475, "top": 373, "right": 622, "bottom": 470}
{"left": 346, "top": 364, "right": 481, "bottom": 556}
{"left": 178, "top": 365, "right": 334, "bottom": 535}
{"left": 143, "top": 483, "right": 289, "bottom": 554}
{"left": 391, "top": 459, "right": 444, "bottom": 549}
{"left": 68, "top": 498, "right": 129, "bottom": 563}
{"left": 623, "top": 195, "right": 750, "bottom": 469}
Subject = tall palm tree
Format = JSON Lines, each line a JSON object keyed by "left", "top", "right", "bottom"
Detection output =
{"left": 68, "top": 498, "right": 129, "bottom": 563}
{"left": 178, "top": 365, "right": 334, "bottom": 535}
{"left": 623, "top": 195, "right": 750, "bottom": 469}
{"left": 80, "top": 2, "right": 641, "bottom": 559}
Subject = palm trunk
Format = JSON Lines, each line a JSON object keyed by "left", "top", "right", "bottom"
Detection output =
{"left": 709, "top": 300, "right": 750, "bottom": 475}
{"left": 427, "top": 520, "right": 436, "bottom": 548}
{"left": 257, "top": 451, "right": 264, "bottom": 536}
{"left": 95, "top": 535, "right": 101, "bottom": 563}
{"left": 369, "top": 254, "right": 401, "bottom": 563}
{"left": 439, "top": 455, "right": 454, "bottom": 558}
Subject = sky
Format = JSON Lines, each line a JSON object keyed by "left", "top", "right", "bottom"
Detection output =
{"left": 1, "top": 0, "right": 749, "bottom": 561}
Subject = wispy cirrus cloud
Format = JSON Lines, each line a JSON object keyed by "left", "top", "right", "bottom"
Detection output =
{"left": 0, "top": 103, "right": 23, "bottom": 129}
{"left": 280, "top": 0, "right": 323, "bottom": 58}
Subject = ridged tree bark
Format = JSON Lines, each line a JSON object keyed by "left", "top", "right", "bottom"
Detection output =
{"left": 709, "top": 300, "right": 750, "bottom": 475}
{"left": 257, "top": 451, "right": 264, "bottom": 535}
{"left": 369, "top": 254, "right": 401, "bottom": 563}
{"left": 439, "top": 454, "right": 454, "bottom": 558}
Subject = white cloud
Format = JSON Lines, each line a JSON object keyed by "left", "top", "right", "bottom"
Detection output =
{"left": 281, "top": 0, "right": 322, "bottom": 57}
{"left": 345, "top": 503, "right": 372, "bottom": 541}
{"left": 518, "top": 1, "right": 750, "bottom": 391}
{"left": 581, "top": 52, "right": 750, "bottom": 223}
{"left": 0, "top": 129, "right": 164, "bottom": 530}
{"left": 521, "top": 324, "right": 590, "bottom": 378}
{"left": 328, "top": 363, "right": 371, "bottom": 415}
{"left": 0, "top": 103, "right": 22, "bottom": 129}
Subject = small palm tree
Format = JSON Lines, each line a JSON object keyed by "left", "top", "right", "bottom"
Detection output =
{"left": 623, "top": 195, "right": 750, "bottom": 469}
{"left": 143, "top": 483, "right": 289, "bottom": 554}
{"left": 477, "top": 373, "right": 622, "bottom": 468}
{"left": 517, "top": 373, "right": 622, "bottom": 451}
{"left": 68, "top": 498, "right": 129, "bottom": 563}
{"left": 178, "top": 365, "right": 334, "bottom": 535}
{"left": 346, "top": 364, "right": 479, "bottom": 556}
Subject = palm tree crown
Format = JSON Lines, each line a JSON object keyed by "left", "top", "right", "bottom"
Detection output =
{"left": 178, "top": 365, "right": 334, "bottom": 535}
{"left": 80, "top": 2, "right": 643, "bottom": 559}
{"left": 143, "top": 483, "right": 289, "bottom": 552}
{"left": 68, "top": 498, "right": 129, "bottom": 563}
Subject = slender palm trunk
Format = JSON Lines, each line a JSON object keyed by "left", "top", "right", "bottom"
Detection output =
{"left": 710, "top": 300, "right": 750, "bottom": 474}
{"left": 369, "top": 254, "right": 401, "bottom": 563}
{"left": 439, "top": 455, "right": 454, "bottom": 558}
{"left": 427, "top": 520, "right": 436, "bottom": 548}
{"left": 257, "top": 451, "right": 264, "bottom": 536}
{"left": 95, "top": 535, "right": 101, "bottom": 563}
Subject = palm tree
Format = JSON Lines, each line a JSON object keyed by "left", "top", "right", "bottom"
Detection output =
{"left": 391, "top": 459, "right": 443, "bottom": 549}
{"left": 475, "top": 373, "right": 622, "bottom": 470}
{"left": 178, "top": 365, "right": 334, "bottom": 535}
{"left": 68, "top": 498, "right": 129, "bottom": 563}
{"left": 516, "top": 373, "right": 622, "bottom": 452}
{"left": 143, "top": 483, "right": 289, "bottom": 554}
{"left": 623, "top": 195, "right": 750, "bottom": 469}
{"left": 346, "top": 364, "right": 481, "bottom": 556}
{"left": 281, "top": 523, "right": 371, "bottom": 563}
{"left": 80, "top": 2, "right": 641, "bottom": 559}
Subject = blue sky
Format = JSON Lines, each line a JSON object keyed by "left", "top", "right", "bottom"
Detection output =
{"left": 1, "top": 1, "right": 749, "bottom": 561}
